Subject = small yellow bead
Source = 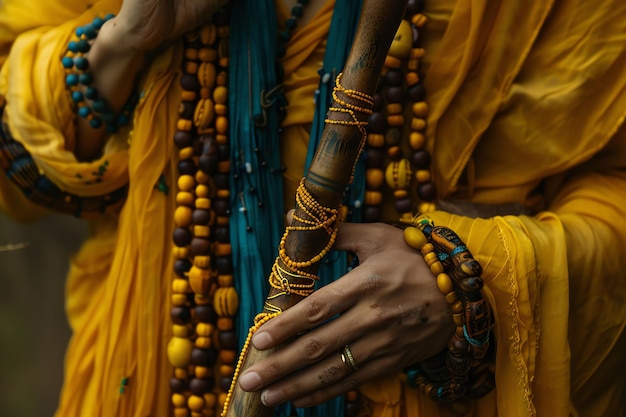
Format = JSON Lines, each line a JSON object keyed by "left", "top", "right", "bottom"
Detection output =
{"left": 393, "top": 189, "right": 409, "bottom": 199}
{"left": 421, "top": 243, "right": 434, "bottom": 256}
{"left": 415, "top": 169, "right": 431, "bottom": 183}
{"left": 405, "top": 71, "right": 419, "bottom": 86}
{"left": 445, "top": 291, "right": 458, "bottom": 304}
{"left": 176, "top": 191, "right": 195, "bottom": 206}
{"left": 366, "top": 168, "right": 385, "bottom": 188}
{"left": 204, "top": 393, "right": 217, "bottom": 409}
{"left": 172, "top": 278, "right": 190, "bottom": 294}
{"left": 172, "top": 324, "right": 189, "bottom": 337}
{"left": 216, "top": 116, "right": 228, "bottom": 134}
{"left": 213, "top": 86, "right": 229, "bottom": 104}
{"left": 364, "top": 190, "right": 383, "bottom": 205}
{"left": 386, "top": 103, "right": 404, "bottom": 115}
{"left": 177, "top": 119, "right": 193, "bottom": 132}
{"left": 195, "top": 170, "right": 210, "bottom": 184}
{"left": 178, "top": 175, "right": 195, "bottom": 192}
{"left": 403, "top": 227, "right": 427, "bottom": 250}
{"left": 218, "top": 274, "right": 233, "bottom": 287}
{"left": 423, "top": 251, "right": 438, "bottom": 266}
{"left": 412, "top": 102, "right": 429, "bottom": 118}
{"left": 195, "top": 198, "right": 211, "bottom": 210}
{"left": 172, "top": 393, "right": 187, "bottom": 408}
{"left": 188, "top": 395, "right": 205, "bottom": 412}
{"left": 195, "top": 337, "right": 211, "bottom": 349}
{"left": 217, "top": 317, "right": 233, "bottom": 331}
{"left": 220, "top": 364, "right": 235, "bottom": 377}
{"left": 430, "top": 261, "right": 444, "bottom": 275}
{"left": 174, "top": 206, "right": 193, "bottom": 227}
{"left": 215, "top": 243, "right": 231, "bottom": 256}
{"left": 181, "top": 91, "right": 197, "bottom": 102}
{"left": 194, "top": 225, "right": 210, "bottom": 237}
{"left": 216, "top": 189, "right": 230, "bottom": 199}
{"left": 451, "top": 300, "right": 464, "bottom": 314}
{"left": 219, "top": 349, "right": 236, "bottom": 365}
{"left": 367, "top": 133, "right": 385, "bottom": 147}
{"left": 171, "top": 294, "right": 188, "bottom": 306}
{"left": 196, "top": 184, "right": 209, "bottom": 198}
{"left": 409, "top": 132, "right": 426, "bottom": 150}
{"left": 195, "top": 366, "right": 211, "bottom": 379}
{"left": 418, "top": 202, "right": 437, "bottom": 214}
{"left": 174, "top": 367, "right": 188, "bottom": 379}
{"left": 436, "top": 273, "right": 454, "bottom": 294}
{"left": 179, "top": 146, "right": 195, "bottom": 160}
{"left": 411, "top": 118, "right": 427, "bottom": 133}
{"left": 387, "top": 114, "right": 404, "bottom": 127}
{"left": 196, "top": 323, "right": 214, "bottom": 337}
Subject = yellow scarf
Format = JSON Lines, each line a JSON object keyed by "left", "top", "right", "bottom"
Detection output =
{"left": 1, "top": 0, "right": 625, "bottom": 416}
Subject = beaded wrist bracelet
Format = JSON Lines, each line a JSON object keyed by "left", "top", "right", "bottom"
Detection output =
{"left": 62, "top": 14, "right": 139, "bottom": 133}
{"left": 402, "top": 219, "right": 495, "bottom": 402}
{"left": 0, "top": 101, "right": 128, "bottom": 218}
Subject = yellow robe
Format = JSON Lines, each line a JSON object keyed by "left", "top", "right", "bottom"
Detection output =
{"left": 1, "top": 0, "right": 625, "bottom": 417}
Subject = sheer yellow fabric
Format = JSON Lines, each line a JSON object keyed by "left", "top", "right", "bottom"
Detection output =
{"left": 0, "top": 1, "right": 625, "bottom": 417}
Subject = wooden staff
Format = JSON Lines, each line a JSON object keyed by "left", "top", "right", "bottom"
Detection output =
{"left": 223, "top": 0, "right": 408, "bottom": 415}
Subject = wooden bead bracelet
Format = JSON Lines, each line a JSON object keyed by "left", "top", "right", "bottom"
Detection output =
{"left": 402, "top": 219, "right": 496, "bottom": 402}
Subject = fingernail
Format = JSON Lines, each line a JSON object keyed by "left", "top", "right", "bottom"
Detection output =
{"left": 253, "top": 331, "right": 272, "bottom": 350}
{"left": 261, "top": 389, "right": 285, "bottom": 407}
{"left": 239, "top": 371, "right": 262, "bottom": 391}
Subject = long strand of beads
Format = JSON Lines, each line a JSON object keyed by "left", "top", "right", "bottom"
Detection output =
{"left": 208, "top": 11, "right": 240, "bottom": 412}
{"left": 405, "top": 4, "right": 437, "bottom": 214}
{"left": 363, "top": 91, "right": 386, "bottom": 222}
{"left": 362, "top": 0, "right": 439, "bottom": 223}
{"left": 188, "top": 23, "right": 219, "bottom": 417}
{"left": 169, "top": 12, "right": 232, "bottom": 416}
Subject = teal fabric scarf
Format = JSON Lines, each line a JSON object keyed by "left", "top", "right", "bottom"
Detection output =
{"left": 229, "top": 1, "right": 364, "bottom": 415}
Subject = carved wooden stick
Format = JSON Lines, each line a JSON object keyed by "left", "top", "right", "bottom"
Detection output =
{"left": 223, "top": 1, "right": 407, "bottom": 415}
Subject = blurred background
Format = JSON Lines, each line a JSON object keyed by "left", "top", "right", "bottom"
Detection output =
{"left": 0, "top": 213, "right": 87, "bottom": 417}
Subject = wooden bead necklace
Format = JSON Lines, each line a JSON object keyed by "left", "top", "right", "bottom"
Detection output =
{"left": 363, "top": 0, "right": 437, "bottom": 223}
{"left": 169, "top": 9, "right": 235, "bottom": 417}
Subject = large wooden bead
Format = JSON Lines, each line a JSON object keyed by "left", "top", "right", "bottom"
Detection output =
{"left": 213, "top": 287, "right": 239, "bottom": 317}
{"left": 168, "top": 337, "right": 193, "bottom": 368}
{"left": 385, "top": 158, "right": 412, "bottom": 190}
{"left": 197, "top": 62, "right": 216, "bottom": 88}
{"left": 388, "top": 19, "right": 412, "bottom": 59}
{"left": 189, "top": 265, "right": 211, "bottom": 294}
{"left": 403, "top": 226, "right": 427, "bottom": 250}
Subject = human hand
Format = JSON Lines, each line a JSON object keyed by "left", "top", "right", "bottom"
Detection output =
{"left": 113, "top": 0, "right": 229, "bottom": 51}
{"left": 237, "top": 222, "right": 455, "bottom": 407}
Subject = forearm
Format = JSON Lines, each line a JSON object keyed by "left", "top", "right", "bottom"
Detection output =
{"left": 74, "top": 16, "right": 145, "bottom": 161}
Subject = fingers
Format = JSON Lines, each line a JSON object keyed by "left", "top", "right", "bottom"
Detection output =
{"left": 250, "top": 272, "right": 360, "bottom": 351}
{"left": 250, "top": 331, "right": 399, "bottom": 408}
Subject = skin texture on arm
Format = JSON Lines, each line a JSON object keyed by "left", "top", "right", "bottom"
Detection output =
{"left": 74, "top": 0, "right": 229, "bottom": 161}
